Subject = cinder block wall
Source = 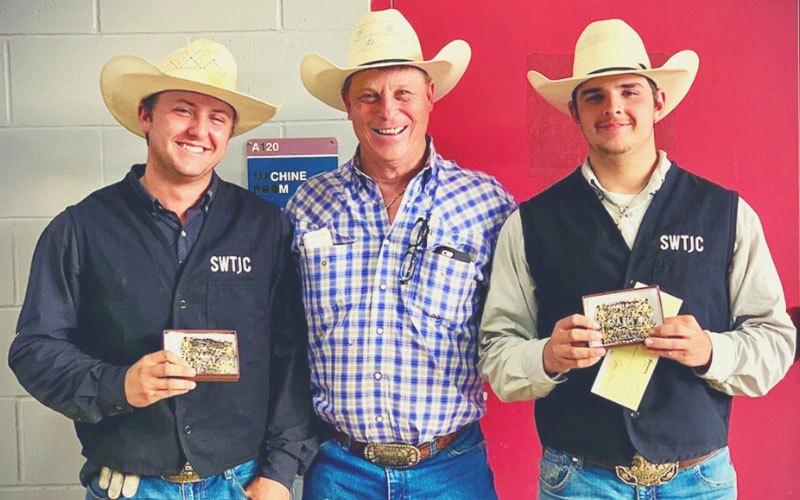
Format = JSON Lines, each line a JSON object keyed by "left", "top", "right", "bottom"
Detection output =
{"left": 0, "top": 1, "right": 367, "bottom": 498}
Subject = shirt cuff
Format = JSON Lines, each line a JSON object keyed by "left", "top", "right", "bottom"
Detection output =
{"left": 258, "top": 451, "right": 301, "bottom": 492}
{"left": 98, "top": 365, "right": 134, "bottom": 416}
{"left": 696, "top": 331, "right": 736, "bottom": 382}
{"left": 520, "top": 339, "right": 566, "bottom": 386}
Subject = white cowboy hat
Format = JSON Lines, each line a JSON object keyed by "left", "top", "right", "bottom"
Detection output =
{"left": 528, "top": 19, "right": 699, "bottom": 121}
{"left": 300, "top": 9, "right": 471, "bottom": 111}
{"left": 100, "top": 38, "right": 279, "bottom": 138}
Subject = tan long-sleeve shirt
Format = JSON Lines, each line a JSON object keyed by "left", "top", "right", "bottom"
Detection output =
{"left": 478, "top": 153, "right": 796, "bottom": 401}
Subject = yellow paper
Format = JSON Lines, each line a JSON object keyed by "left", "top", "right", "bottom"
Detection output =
{"left": 590, "top": 286, "right": 682, "bottom": 411}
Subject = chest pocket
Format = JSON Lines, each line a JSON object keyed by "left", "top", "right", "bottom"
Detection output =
{"left": 401, "top": 229, "right": 480, "bottom": 325}
{"left": 207, "top": 278, "right": 263, "bottom": 330}
{"left": 651, "top": 253, "right": 725, "bottom": 328}
{"left": 299, "top": 227, "right": 357, "bottom": 339}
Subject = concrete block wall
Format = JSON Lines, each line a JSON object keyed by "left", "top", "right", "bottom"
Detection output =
{"left": 0, "top": 1, "right": 368, "bottom": 497}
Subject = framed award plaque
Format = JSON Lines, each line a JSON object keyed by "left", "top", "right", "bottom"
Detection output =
{"left": 163, "top": 330, "right": 240, "bottom": 382}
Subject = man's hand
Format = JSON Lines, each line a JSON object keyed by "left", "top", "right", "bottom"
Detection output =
{"left": 124, "top": 350, "right": 196, "bottom": 407}
{"left": 543, "top": 314, "right": 607, "bottom": 376}
{"left": 643, "top": 315, "right": 713, "bottom": 369}
{"left": 244, "top": 476, "right": 291, "bottom": 500}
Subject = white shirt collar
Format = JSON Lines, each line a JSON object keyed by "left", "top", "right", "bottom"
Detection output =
{"left": 580, "top": 150, "right": 672, "bottom": 201}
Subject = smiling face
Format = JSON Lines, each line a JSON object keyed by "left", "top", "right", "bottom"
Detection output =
{"left": 342, "top": 66, "right": 434, "bottom": 175}
{"left": 569, "top": 73, "right": 665, "bottom": 160}
{"left": 138, "top": 90, "right": 235, "bottom": 186}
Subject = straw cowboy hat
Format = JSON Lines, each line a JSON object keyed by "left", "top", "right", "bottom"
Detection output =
{"left": 528, "top": 19, "right": 699, "bottom": 121}
{"left": 300, "top": 9, "right": 471, "bottom": 111}
{"left": 100, "top": 39, "right": 279, "bottom": 138}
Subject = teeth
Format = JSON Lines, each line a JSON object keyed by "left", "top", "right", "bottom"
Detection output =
{"left": 375, "top": 126, "right": 406, "bottom": 135}
{"left": 181, "top": 143, "right": 205, "bottom": 153}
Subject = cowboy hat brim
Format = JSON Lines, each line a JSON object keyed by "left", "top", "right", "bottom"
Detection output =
{"left": 527, "top": 50, "right": 699, "bottom": 121}
{"left": 100, "top": 55, "right": 280, "bottom": 138}
{"left": 300, "top": 39, "right": 471, "bottom": 111}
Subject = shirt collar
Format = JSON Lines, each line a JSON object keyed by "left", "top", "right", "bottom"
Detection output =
{"left": 342, "top": 135, "right": 439, "bottom": 197}
{"left": 580, "top": 150, "right": 672, "bottom": 201}
{"left": 127, "top": 164, "right": 219, "bottom": 215}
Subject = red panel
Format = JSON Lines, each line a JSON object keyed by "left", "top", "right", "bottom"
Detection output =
{"left": 372, "top": 1, "right": 799, "bottom": 498}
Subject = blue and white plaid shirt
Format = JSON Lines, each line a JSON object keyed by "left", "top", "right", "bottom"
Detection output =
{"left": 285, "top": 139, "right": 516, "bottom": 444}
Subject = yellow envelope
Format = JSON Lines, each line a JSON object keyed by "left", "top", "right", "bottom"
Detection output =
{"left": 590, "top": 286, "right": 682, "bottom": 411}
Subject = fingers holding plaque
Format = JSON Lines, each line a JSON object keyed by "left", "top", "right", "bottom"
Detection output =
{"left": 583, "top": 286, "right": 664, "bottom": 346}
{"left": 163, "top": 330, "right": 240, "bottom": 382}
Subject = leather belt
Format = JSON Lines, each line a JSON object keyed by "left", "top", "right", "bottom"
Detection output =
{"left": 580, "top": 449, "right": 721, "bottom": 487}
{"left": 331, "top": 426, "right": 467, "bottom": 468}
{"left": 161, "top": 462, "right": 203, "bottom": 483}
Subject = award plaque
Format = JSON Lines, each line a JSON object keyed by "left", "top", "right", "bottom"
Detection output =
{"left": 583, "top": 286, "right": 664, "bottom": 346}
{"left": 163, "top": 330, "right": 239, "bottom": 382}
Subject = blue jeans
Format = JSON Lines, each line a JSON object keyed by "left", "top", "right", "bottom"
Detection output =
{"left": 303, "top": 422, "right": 498, "bottom": 500}
{"left": 85, "top": 460, "right": 259, "bottom": 500}
{"left": 538, "top": 447, "right": 737, "bottom": 500}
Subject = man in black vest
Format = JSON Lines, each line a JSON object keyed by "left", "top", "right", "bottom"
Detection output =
{"left": 478, "top": 19, "right": 796, "bottom": 499}
{"left": 8, "top": 39, "right": 315, "bottom": 500}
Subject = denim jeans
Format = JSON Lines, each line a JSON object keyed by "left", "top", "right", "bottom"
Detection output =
{"left": 302, "top": 422, "right": 498, "bottom": 500}
{"left": 85, "top": 459, "right": 259, "bottom": 500}
{"left": 538, "top": 447, "right": 737, "bottom": 500}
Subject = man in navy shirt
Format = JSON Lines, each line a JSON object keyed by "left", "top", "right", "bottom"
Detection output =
{"left": 9, "top": 39, "right": 315, "bottom": 500}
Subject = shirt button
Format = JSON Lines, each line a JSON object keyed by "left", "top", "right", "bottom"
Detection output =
{"left": 179, "top": 300, "right": 187, "bottom": 309}
{"left": 181, "top": 230, "right": 187, "bottom": 237}
{"left": 375, "top": 416, "right": 383, "bottom": 423}
{"left": 374, "top": 372, "right": 382, "bottom": 380}
{"left": 379, "top": 283, "right": 387, "bottom": 291}
{"left": 321, "top": 260, "right": 328, "bottom": 267}
{"left": 376, "top": 328, "right": 384, "bottom": 335}
{"left": 184, "top": 425, "right": 192, "bottom": 435}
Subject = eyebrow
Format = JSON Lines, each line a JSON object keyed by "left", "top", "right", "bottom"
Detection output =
{"left": 174, "top": 98, "right": 232, "bottom": 115}
{"left": 579, "top": 81, "right": 645, "bottom": 97}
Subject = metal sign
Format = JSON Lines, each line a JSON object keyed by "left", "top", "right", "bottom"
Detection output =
{"left": 247, "top": 137, "right": 338, "bottom": 208}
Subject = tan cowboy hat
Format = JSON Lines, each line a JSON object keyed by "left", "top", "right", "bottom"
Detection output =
{"left": 300, "top": 9, "right": 471, "bottom": 111}
{"left": 528, "top": 19, "right": 699, "bottom": 121}
{"left": 100, "top": 39, "right": 279, "bottom": 138}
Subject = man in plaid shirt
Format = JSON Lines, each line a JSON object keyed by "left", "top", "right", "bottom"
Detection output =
{"left": 286, "top": 9, "right": 516, "bottom": 500}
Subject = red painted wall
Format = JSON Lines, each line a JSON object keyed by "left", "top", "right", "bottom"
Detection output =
{"left": 370, "top": 1, "right": 800, "bottom": 498}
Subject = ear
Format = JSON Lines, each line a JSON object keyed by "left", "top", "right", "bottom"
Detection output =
{"left": 653, "top": 89, "right": 667, "bottom": 121}
{"left": 426, "top": 80, "right": 435, "bottom": 111}
{"left": 568, "top": 100, "right": 580, "bottom": 124}
{"left": 137, "top": 103, "right": 152, "bottom": 136}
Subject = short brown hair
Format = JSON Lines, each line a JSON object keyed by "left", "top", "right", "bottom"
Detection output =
{"left": 140, "top": 92, "right": 161, "bottom": 120}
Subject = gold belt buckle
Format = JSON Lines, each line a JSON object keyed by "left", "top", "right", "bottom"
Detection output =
{"left": 615, "top": 453, "right": 678, "bottom": 487}
{"left": 161, "top": 462, "right": 203, "bottom": 483}
{"left": 364, "top": 443, "right": 421, "bottom": 468}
